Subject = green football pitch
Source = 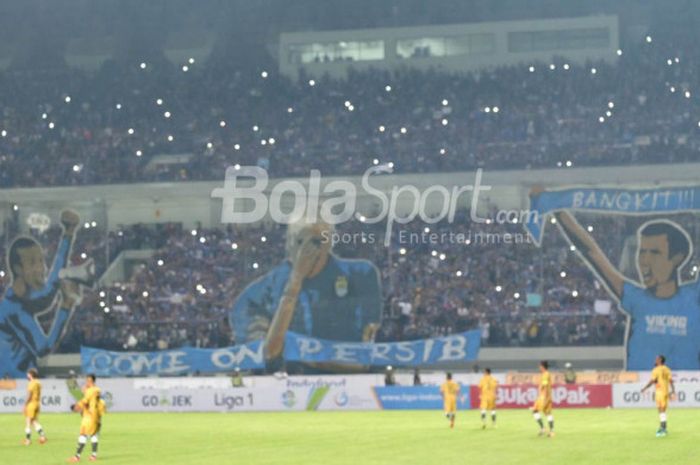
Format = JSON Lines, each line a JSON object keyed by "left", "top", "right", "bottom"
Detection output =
{"left": 1, "top": 409, "right": 698, "bottom": 465}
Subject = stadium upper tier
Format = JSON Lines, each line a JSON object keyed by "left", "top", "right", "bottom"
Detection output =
{"left": 1, "top": 34, "right": 699, "bottom": 189}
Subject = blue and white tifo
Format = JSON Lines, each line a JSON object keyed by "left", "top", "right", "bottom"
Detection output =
{"left": 81, "top": 330, "right": 482, "bottom": 376}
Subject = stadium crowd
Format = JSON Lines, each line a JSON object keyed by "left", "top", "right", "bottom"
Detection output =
{"left": 1, "top": 34, "right": 700, "bottom": 189}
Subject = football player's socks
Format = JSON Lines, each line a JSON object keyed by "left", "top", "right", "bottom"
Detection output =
{"left": 25, "top": 428, "right": 31, "bottom": 440}
{"left": 34, "top": 422, "right": 44, "bottom": 437}
{"left": 480, "top": 411, "right": 486, "bottom": 422}
{"left": 491, "top": 412, "right": 497, "bottom": 424}
{"left": 91, "top": 435, "right": 99, "bottom": 455}
{"left": 76, "top": 435, "right": 87, "bottom": 457}
{"left": 660, "top": 413, "right": 667, "bottom": 430}
{"left": 547, "top": 415, "right": 554, "bottom": 431}
{"left": 533, "top": 412, "right": 544, "bottom": 430}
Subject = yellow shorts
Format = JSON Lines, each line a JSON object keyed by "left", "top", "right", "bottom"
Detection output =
{"left": 655, "top": 393, "right": 669, "bottom": 411}
{"left": 25, "top": 402, "right": 40, "bottom": 420}
{"left": 532, "top": 397, "right": 552, "bottom": 415}
{"left": 444, "top": 398, "right": 457, "bottom": 414}
{"left": 480, "top": 396, "right": 496, "bottom": 411}
{"left": 80, "top": 416, "right": 101, "bottom": 436}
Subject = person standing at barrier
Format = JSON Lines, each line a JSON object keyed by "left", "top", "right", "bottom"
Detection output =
{"left": 478, "top": 368, "right": 498, "bottom": 429}
{"left": 68, "top": 374, "right": 105, "bottom": 462}
{"left": 531, "top": 361, "right": 554, "bottom": 437}
{"left": 440, "top": 372, "right": 460, "bottom": 429}
{"left": 22, "top": 368, "right": 47, "bottom": 445}
{"left": 641, "top": 354, "right": 675, "bottom": 437}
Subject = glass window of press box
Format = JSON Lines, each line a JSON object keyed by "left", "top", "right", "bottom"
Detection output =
{"left": 508, "top": 27, "right": 610, "bottom": 53}
{"left": 287, "top": 40, "right": 385, "bottom": 64}
{"left": 396, "top": 33, "right": 495, "bottom": 59}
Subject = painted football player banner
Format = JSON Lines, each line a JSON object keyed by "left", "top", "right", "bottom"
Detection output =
{"left": 527, "top": 186, "right": 700, "bottom": 370}
{"left": 81, "top": 330, "right": 481, "bottom": 376}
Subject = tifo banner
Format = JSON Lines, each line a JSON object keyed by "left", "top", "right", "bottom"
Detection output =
{"left": 506, "top": 371, "right": 639, "bottom": 385}
{"left": 612, "top": 382, "right": 700, "bottom": 408}
{"left": 470, "top": 384, "right": 612, "bottom": 409}
{"left": 82, "top": 330, "right": 482, "bottom": 376}
{"left": 526, "top": 186, "right": 700, "bottom": 244}
{"left": 528, "top": 186, "right": 700, "bottom": 371}
{"left": 284, "top": 330, "right": 481, "bottom": 367}
{"left": 374, "top": 386, "right": 471, "bottom": 410}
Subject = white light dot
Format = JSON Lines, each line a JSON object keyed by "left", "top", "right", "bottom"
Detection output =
{"left": 0, "top": 270, "right": 4, "bottom": 278}
{"left": 261, "top": 236, "right": 267, "bottom": 243}
{"left": 646, "top": 35, "right": 652, "bottom": 43}
{"left": 104, "top": 307, "right": 110, "bottom": 314}
{"left": 570, "top": 245, "right": 576, "bottom": 252}
{"left": 514, "top": 292, "right": 520, "bottom": 299}
{"left": 563, "top": 63, "right": 570, "bottom": 70}
{"left": 252, "top": 262, "right": 259, "bottom": 269}
{"left": 372, "top": 158, "right": 379, "bottom": 165}
{"left": 549, "top": 64, "right": 556, "bottom": 70}
{"left": 231, "top": 243, "right": 238, "bottom": 250}
{"left": 675, "top": 57, "right": 680, "bottom": 63}
{"left": 234, "top": 144, "right": 241, "bottom": 150}
{"left": 616, "top": 49, "right": 623, "bottom": 56}
{"left": 560, "top": 271, "right": 567, "bottom": 278}
{"left": 566, "top": 160, "right": 573, "bottom": 167}
{"left": 670, "top": 86, "right": 676, "bottom": 93}
{"left": 191, "top": 229, "right": 198, "bottom": 236}
{"left": 167, "top": 135, "right": 174, "bottom": 142}
{"left": 441, "top": 118, "right": 448, "bottom": 126}
{"left": 261, "top": 71, "right": 268, "bottom": 78}
{"left": 484, "top": 106, "right": 491, "bottom": 113}
{"left": 456, "top": 270, "right": 463, "bottom": 277}
{"left": 400, "top": 127, "right": 407, "bottom": 134}
{"left": 156, "top": 99, "right": 164, "bottom": 106}
{"left": 424, "top": 227, "right": 430, "bottom": 233}
{"left": 591, "top": 68, "right": 597, "bottom": 74}
{"left": 439, "top": 253, "right": 446, "bottom": 261}
{"left": 385, "top": 85, "right": 392, "bottom": 92}
{"left": 128, "top": 128, "right": 134, "bottom": 135}
{"left": 64, "top": 96, "right": 71, "bottom": 103}
{"left": 234, "top": 163, "right": 241, "bottom": 170}
{"left": 115, "top": 103, "right": 122, "bottom": 110}
{"left": 308, "top": 79, "right": 315, "bottom": 87}
{"left": 1, "top": 130, "right": 6, "bottom": 137}
{"left": 72, "top": 164, "right": 81, "bottom": 172}
{"left": 388, "top": 162, "right": 394, "bottom": 169}
{"left": 431, "top": 250, "right": 437, "bottom": 257}
{"left": 599, "top": 116, "right": 605, "bottom": 123}
{"left": 439, "top": 148, "right": 446, "bottom": 155}
{"left": 587, "top": 225, "right": 594, "bottom": 232}
{"left": 348, "top": 105, "right": 354, "bottom": 111}
{"left": 84, "top": 222, "right": 91, "bottom": 229}
{"left": 182, "top": 65, "right": 189, "bottom": 72}
{"left": 199, "top": 237, "right": 206, "bottom": 244}
{"left": 140, "top": 62, "right": 147, "bottom": 69}
{"left": 685, "top": 91, "right": 691, "bottom": 99}
{"left": 608, "top": 102, "right": 615, "bottom": 109}
{"left": 667, "top": 59, "right": 673, "bottom": 66}
{"left": 12, "top": 204, "right": 18, "bottom": 211}
{"left": 41, "top": 113, "right": 48, "bottom": 120}
{"left": 572, "top": 290, "right": 579, "bottom": 297}
{"left": 252, "top": 125, "right": 259, "bottom": 132}
{"left": 164, "top": 111, "right": 171, "bottom": 118}
{"left": 287, "top": 107, "right": 294, "bottom": 113}
{"left": 99, "top": 301, "right": 105, "bottom": 308}
{"left": 606, "top": 111, "right": 612, "bottom": 117}
{"left": 268, "top": 137, "right": 275, "bottom": 145}
{"left": 529, "top": 66, "right": 535, "bottom": 73}
{"left": 493, "top": 106, "right": 499, "bottom": 113}
{"left": 157, "top": 259, "right": 164, "bottom": 266}
{"left": 91, "top": 221, "right": 97, "bottom": 227}
{"left": 442, "top": 99, "right": 449, "bottom": 106}
{"left": 344, "top": 100, "right": 351, "bottom": 108}
{"left": 142, "top": 291, "right": 149, "bottom": 298}
{"left": 48, "top": 122, "right": 55, "bottom": 129}
{"left": 399, "top": 248, "right": 406, "bottom": 255}
{"left": 219, "top": 120, "right": 226, "bottom": 128}
{"left": 135, "top": 150, "right": 142, "bottom": 157}
{"left": 495, "top": 285, "right": 502, "bottom": 292}
{"left": 379, "top": 125, "right": 385, "bottom": 132}
{"left": 80, "top": 253, "right": 88, "bottom": 260}
{"left": 206, "top": 142, "right": 213, "bottom": 149}
{"left": 260, "top": 139, "right": 267, "bottom": 146}
{"left": 189, "top": 58, "right": 195, "bottom": 64}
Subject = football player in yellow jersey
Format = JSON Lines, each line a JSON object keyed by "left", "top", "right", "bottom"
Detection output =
{"left": 478, "top": 368, "right": 498, "bottom": 429}
{"left": 23, "top": 368, "right": 47, "bottom": 445}
{"left": 68, "top": 374, "right": 103, "bottom": 462}
{"left": 641, "top": 355, "right": 675, "bottom": 437}
{"left": 531, "top": 361, "right": 554, "bottom": 437}
{"left": 440, "top": 372, "right": 460, "bottom": 429}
